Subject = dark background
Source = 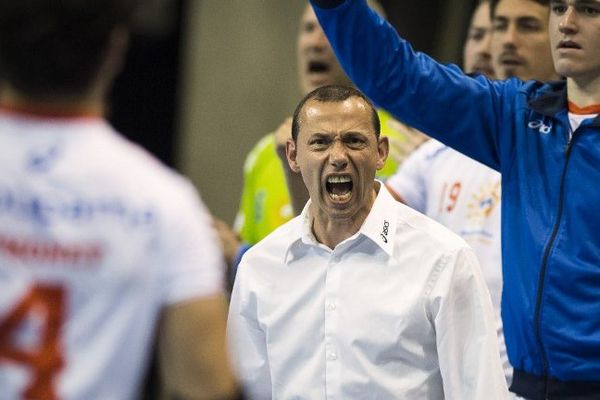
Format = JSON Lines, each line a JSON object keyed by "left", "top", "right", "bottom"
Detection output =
{"left": 109, "top": 0, "right": 479, "bottom": 169}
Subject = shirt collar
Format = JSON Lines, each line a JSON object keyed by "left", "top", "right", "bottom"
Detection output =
{"left": 359, "top": 182, "right": 397, "bottom": 257}
{"left": 284, "top": 180, "right": 398, "bottom": 263}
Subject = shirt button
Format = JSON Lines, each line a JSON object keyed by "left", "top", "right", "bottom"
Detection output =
{"left": 327, "top": 352, "right": 337, "bottom": 361}
{"left": 327, "top": 302, "right": 336, "bottom": 311}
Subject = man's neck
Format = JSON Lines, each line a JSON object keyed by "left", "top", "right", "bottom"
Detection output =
{"left": 312, "top": 214, "right": 365, "bottom": 250}
{"left": 566, "top": 76, "right": 600, "bottom": 109}
{"left": 0, "top": 86, "right": 105, "bottom": 118}
{"left": 311, "top": 186, "right": 378, "bottom": 250}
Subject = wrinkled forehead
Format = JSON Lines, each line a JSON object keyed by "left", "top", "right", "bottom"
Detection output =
{"left": 304, "top": 97, "right": 369, "bottom": 116}
{"left": 493, "top": 0, "right": 550, "bottom": 18}
{"left": 299, "top": 98, "right": 375, "bottom": 133}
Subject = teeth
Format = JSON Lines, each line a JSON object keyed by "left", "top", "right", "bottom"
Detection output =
{"left": 327, "top": 176, "right": 351, "bottom": 183}
{"left": 330, "top": 192, "right": 352, "bottom": 201}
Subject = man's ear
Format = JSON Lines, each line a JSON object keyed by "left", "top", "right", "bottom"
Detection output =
{"left": 376, "top": 136, "right": 389, "bottom": 170}
{"left": 286, "top": 139, "right": 301, "bottom": 173}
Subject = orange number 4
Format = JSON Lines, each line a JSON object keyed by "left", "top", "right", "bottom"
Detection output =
{"left": 0, "top": 285, "right": 65, "bottom": 400}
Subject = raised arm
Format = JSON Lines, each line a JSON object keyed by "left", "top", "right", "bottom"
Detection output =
{"left": 310, "top": 0, "right": 514, "bottom": 171}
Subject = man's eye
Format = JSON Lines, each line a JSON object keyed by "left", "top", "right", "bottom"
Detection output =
{"left": 468, "top": 29, "right": 485, "bottom": 41}
{"left": 303, "top": 22, "right": 316, "bottom": 33}
{"left": 346, "top": 137, "right": 366, "bottom": 147}
{"left": 492, "top": 21, "right": 507, "bottom": 32}
{"left": 518, "top": 20, "right": 542, "bottom": 32}
{"left": 582, "top": 6, "right": 600, "bottom": 16}
{"left": 551, "top": 5, "right": 567, "bottom": 15}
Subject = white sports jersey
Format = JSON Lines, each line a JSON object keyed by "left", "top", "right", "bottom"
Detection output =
{"left": 0, "top": 109, "right": 224, "bottom": 400}
{"left": 386, "top": 139, "right": 510, "bottom": 383}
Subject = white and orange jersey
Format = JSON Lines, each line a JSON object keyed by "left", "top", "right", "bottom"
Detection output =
{"left": 0, "top": 109, "right": 225, "bottom": 400}
{"left": 387, "top": 139, "right": 502, "bottom": 305}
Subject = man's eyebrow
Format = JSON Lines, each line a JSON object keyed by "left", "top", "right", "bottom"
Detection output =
{"left": 344, "top": 131, "right": 367, "bottom": 136}
{"left": 516, "top": 16, "right": 543, "bottom": 23}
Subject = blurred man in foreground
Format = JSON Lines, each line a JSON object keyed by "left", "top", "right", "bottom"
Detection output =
{"left": 0, "top": 1, "right": 237, "bottom": 399}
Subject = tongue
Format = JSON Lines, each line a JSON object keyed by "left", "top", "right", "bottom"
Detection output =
{"left": 330, "top": 182, "right": 352, "bottom": 195}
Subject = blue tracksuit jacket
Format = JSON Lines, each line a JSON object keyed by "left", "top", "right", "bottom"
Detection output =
{"left": 311, "top": 0, "right": 600, "bottom": 398}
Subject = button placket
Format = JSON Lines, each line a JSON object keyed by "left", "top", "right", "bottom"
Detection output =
{"left": 324, "top": 250, "right": 343, "bottom": 398}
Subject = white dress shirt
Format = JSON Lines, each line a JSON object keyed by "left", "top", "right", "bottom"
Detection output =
{"left": 228, "top": 183, "right": 509, "bottom": 399}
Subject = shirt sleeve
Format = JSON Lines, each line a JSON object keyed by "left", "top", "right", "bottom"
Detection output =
{"left": 310, "top": 0, "right": 514, "bottom": 171}
{"left": 159, "top": 182, "right": 226, "bottom": 305}
{"left": 428, "top": 247, "right": 510, "bottom": 399}
{"left": 227, "top": 259, "right": 273, "bottom": 399}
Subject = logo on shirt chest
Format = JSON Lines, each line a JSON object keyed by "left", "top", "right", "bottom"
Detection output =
{"left": 528, "top": 119, "right": 553, "bottom": 134}
{"left": 380, "top": 220, "right": 389, "bottom": 243}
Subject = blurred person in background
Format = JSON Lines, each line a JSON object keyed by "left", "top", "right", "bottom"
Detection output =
{"left": 0, "top": 1, "right": 238, "bottom": 399}
{"left": 491, "top": 0, "right": 557, "bottom": 82}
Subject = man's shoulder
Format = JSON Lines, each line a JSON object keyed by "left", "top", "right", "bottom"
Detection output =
{"left": 82, "top": 126, "right": 202, "bottom": 215}
{"left": 243, "top": 216, "right": 301, "bottom": 261}
{"left": 413, "top": 139, "right": 449, "bottom": 161}
{"left": 394, "top": 201, "right": 469, "bottom": 252}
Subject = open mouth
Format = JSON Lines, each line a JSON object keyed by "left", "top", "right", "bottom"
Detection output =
{"left": 326, "top": 175, "right": 353, "bottom": 202}
{"left": 308, "top": 60, "right": 330, "bottom": 74}
{"left": 558, "top": 40, "right": 581, "bottom": 50}
{"left": 500, "top": 58, "right": 522, "bottom": 67}
{"left": 499, "top": 53, "right": 523, "bottom": 67}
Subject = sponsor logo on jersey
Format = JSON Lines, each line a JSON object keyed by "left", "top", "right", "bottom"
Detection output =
{"left": 27, "top": 145, "right": 61, "bottom": 172}
{"left": 0, "top": 185, "right": 156, "bottom": 228}
{"left": 467, "top": 180, "right": 501, "bottom": 223}
{"left": 0, "top": 233, "right": 103, "bottom": 266}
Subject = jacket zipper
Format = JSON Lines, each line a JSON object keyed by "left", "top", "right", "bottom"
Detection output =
{"left": 533, "top": 125, "right": 576, "bottom": 397}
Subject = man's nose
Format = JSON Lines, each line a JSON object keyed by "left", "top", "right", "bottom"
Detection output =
{"left": 559, "top": 7, "right": 578, "bottom": 35}
{"left": 308, "top": 27, "right": 329, "bottom": 50}
{"left": 329, "top": 141, "right": 348, "bottom": 168}
{"left": 502, "top": 23, "right": 519, "bottom": 48}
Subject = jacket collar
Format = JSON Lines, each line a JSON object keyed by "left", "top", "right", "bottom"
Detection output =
{"left": 528, "top": 80, "right": 568, "bottom": 117}
{"left": 529, "top": 80, "right": 600, "bottom": 127}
